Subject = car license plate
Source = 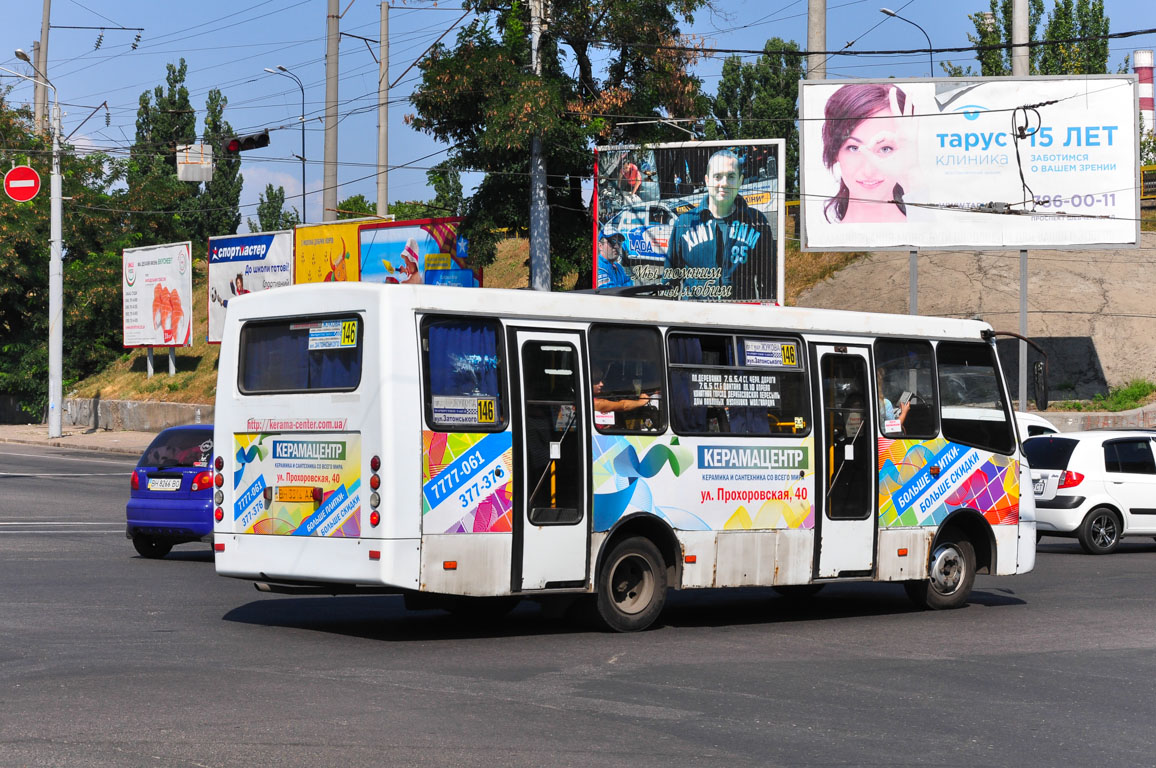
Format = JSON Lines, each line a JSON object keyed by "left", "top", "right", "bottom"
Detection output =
{"left": 147, "top": 477, "right": 182, "bottom": 492}
{"left": 275, "top": 486, "right": 315, "bottom": 503}
{"left": 1033, "top": 478, "right": 1046, "bottom": 495}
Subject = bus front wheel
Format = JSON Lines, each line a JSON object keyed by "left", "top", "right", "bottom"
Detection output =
{"left": 903, "top": 539, "right": 975, "bottom": 610}
{"left": 596, "top": 536, "right": 667, "bottom": 632}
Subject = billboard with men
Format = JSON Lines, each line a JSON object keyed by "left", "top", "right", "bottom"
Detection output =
{"left": 594, "top": 139, "right": 785, "bottom": 305}
{"left": 799, "top": 75, "right": 1139, "bottom": 250}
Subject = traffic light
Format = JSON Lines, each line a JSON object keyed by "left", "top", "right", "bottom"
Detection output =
{"left": 224, "top": 130, "right": 270, "bottom": 154}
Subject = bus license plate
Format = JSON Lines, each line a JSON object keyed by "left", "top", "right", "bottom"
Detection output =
{"left": 275, "top": 486, "right": 314, "bottom": 503}
{"left": 147, "top": 477, "right": 182, "bottom": 491}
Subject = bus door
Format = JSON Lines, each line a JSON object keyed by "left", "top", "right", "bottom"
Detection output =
{"left": 511, "top": 330, "right": 589, "bottom": 591}
{"left": 814, "top": 344, "right": 876, "bottom": 578}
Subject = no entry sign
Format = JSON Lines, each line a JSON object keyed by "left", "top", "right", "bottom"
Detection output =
{"left": 4, "top": 165, "right": 42, "bottom": 202}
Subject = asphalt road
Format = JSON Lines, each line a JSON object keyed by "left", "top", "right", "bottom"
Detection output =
{"left": 3, "top": 443, "right": 1156, "bottom": 768}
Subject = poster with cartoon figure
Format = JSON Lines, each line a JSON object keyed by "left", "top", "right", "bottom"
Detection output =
{"left": 122, "top": 241, "right": 193, "bottom": 347}
{"left": 359, "top": 217, "right": 481, "bottom": 287}
{"left": 294, "top": 220, "right": 365, "bottom": 284}
{"left": 207, "top": 231, "right": 294, "bottom": 343}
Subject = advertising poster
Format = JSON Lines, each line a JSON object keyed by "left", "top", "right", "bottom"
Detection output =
{"left": 594, "top": 139, "right": 785, "bottom": 304}
{"left": 422, "top": 431, "right": 514, "bottom": 534}
{"left": 207, "top": 231, "right": 294, "bottom": 343}
{"left": 231, "top": 432, "right": 362, "bottom": 537}
{"left": 800, "top": 76, "right": 1139, "bottom": 250}
{"left": 122, "top": 241, "right": 193, "bottom": 348}
{"left": 293, "top": 219, "right": 364, "bottom": 285}
{"left": 591, "top": 434, "right": 814, "bottom": 534}
{"left": 359, "top": 217, "right": 480, "bottom": 287}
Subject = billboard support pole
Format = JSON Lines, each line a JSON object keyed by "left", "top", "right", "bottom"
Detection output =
{"left": 908, "top": 250, "right": 918, "bottom": 314}
{"left": 146, "top": 348, "right": 154, "bottom": 379}
{"left": 1020, "top": 249, "right": 1028, "bottom": 412}
{"left": 168, "top": 348, "right": 176, "bottom": 376}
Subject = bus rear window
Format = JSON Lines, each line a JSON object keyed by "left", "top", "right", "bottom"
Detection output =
{"left": 239, "top": 316, "right": 363, "bottom": 394}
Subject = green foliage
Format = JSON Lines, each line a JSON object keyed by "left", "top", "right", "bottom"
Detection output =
{"left": 944, "top": 0, "right": 1109, "bottom": 76}
{"left": 704, "top": 38, "right": 802, "bottom": 195}
{"left": 247, "top": 184, "right": 300, "bottom": 232}
{"left": 0, "top": 92, "right": 123, "bottom": 416}
{"left": 337, "top": 193, "right": 376, "bottom": 220}
{"left": 409, "top": 0, "right": 709, "bottom": 285}
{"left": 1052, "top": 380, "right": 1156, "bottom": 412}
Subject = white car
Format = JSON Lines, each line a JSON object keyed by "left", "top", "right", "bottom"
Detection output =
{"left": 1015, "top": 411, "right": 1059, "bottom": 439}
{"left": 1023, "top": 430, "right": 1156, "bottom": 554}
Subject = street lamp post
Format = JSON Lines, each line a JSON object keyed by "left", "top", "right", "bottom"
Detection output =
{"left": 880, "top": 8, "right": 935, "bottom": 77}
{"left": 10, "top": 49, "right": 63, "bottom": 438}
{"left": 265, "top": 65, "right": 307, "bottom": 222}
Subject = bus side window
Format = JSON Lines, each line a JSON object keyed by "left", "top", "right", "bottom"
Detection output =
{"left": 589, "top": 325, "right": 666, "bottom": 434}
{"left": 936, "top": 341, "right": 1014, "bottom": 454}
{"left": 874, "top": 339, "right": 938, "bottom": 439}
{"left": 422, "top": 316, "right": 507, "bottom": 431}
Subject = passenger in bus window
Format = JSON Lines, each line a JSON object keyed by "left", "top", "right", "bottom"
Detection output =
{"left": 592, "top": 365, "right": 656, "bottom": 429}
{"left": 877, "top": 368, "right": 910, "bottom": 434}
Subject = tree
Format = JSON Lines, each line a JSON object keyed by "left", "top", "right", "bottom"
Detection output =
{"left": 705, "top": 38, "right": 802, "bottom": 195}
{"left": 942, "top": 0, "right": 1109, "bottom": 77}
{"left": 336, "top": 193, "right": 375, "bottom": 220}
{"left": 0, "top": 90, "right": 124, "bottom": 416}
{"left": 247, "top": 184, "right": 300, "bottom": 232}
{"left": 194, "top": 88, "right": 243, "bottom": 239}
{"left": 409, "top": 0, "right": 711, "bottom": 286}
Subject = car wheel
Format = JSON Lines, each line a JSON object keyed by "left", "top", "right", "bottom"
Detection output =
{"left": 132, "top": 535, "right": 173, "bottom": 559}
{"left": 595, "top": 536, "right": 667, "bottom": 632}
{"left": 903, "top": 539, "right": 976, "bottom": 610}
{"left": 1077, "top": 507, "right": 1121, "bottom": 555}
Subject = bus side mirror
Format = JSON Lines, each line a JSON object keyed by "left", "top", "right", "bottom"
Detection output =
{"left": 1033, "top": 361, "right": 1048, "bottom": 411}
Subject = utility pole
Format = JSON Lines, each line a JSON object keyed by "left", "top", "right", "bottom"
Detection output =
{"left": 1013, "top": 0, "right": 1029, "bottom": 411}
{"left": 806, "top": 0, "right": 825, "bottom": 79}
{"left": 376, "top": 2, "right": 388, "bottom": 217}
{"left": 528, "top": 0, "right": 550, "bottom": 291}
{"left": 34, "top": 0, "right": 51, "bottom": 132}
{"left": 323, "top": 0, "right": 340, "bottom": 221}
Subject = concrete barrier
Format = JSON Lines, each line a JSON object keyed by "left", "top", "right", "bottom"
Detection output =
{"left": 63, "top": 398, "right": 213, "bottom": 432}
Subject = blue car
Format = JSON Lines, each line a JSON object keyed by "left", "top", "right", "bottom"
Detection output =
{"left": 126, "top": 425, "right": 215, "bottom": 558}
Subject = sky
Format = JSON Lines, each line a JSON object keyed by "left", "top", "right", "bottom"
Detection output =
{"left": 2, "top": 0, "right": 1152, "bottom": 230}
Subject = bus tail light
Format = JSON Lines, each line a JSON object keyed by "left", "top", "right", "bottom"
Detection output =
{"left": 131, "top": 471, "right": 140, "bottom": 491}
{"left": 369, "top": 474, "right": 380, "bottom": 490}
{"left": 369, "top": 511, "right": 380, "bottom": 527}
{"left": 214, "top": 542, "right": 225, "bottom": 552}
{"left": 215, "top": 507, "right": 224, "bottom": 522}
{"left": 370, "top": 455, "right": 381, "bottom": 472}
{"left": 369, "top": 550, "right": 381, "bottom": 560}
{"left": 1059, "top": 471, "right": 1085, "bottom": 489}
{"left": 214, "top": 455, "right": 224, "bottom": 471}
{"left": 214, "top": 472, "right": 224, "bottom": 488}
{"left": 191, "top": 471, "right": 213, "bottom": 492}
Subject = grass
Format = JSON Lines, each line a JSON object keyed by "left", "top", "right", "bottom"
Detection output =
{"left": 1143, "top": 207, "right": 1156, "bottom": 233}
{"left": 1049, "top": 379, "right": 1156, "bottom": 412}
{"left": 68, "top": 224, "right": 864, "bottom": 404}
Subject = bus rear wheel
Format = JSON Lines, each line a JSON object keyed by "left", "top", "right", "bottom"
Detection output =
{"left": 595, "top": 536, "right": 667, "bottom": 632}
{"left": 903, "top": 539, "right": 975, "bottom": 610}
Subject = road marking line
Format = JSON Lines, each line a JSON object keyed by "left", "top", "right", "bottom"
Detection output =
{"left": 0, "top": 449, "right": 137, "bottom": 466}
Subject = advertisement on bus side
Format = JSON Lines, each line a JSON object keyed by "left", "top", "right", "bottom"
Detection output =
{"left": 878, "top": 437, "right": 1019, "bottom": 528}
{"left": 591, "top": 434, "right": 814, "bottom": 532}
{"left": 422, "top": 431, "right": 513, "bottom": 534}
{"left": 232, "top": 432, "right": 362, "bottom": 537}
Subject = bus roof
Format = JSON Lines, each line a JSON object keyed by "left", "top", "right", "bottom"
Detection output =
{"left": 228, "top": 283, "right": 992, "bottom": 342}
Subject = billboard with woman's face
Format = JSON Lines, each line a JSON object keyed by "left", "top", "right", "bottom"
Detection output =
{"left": 800, "top": 76, "right": 1139, "bottom": 250}
{"left": 594, "top": 139, "right": 785, "bottom": 305}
